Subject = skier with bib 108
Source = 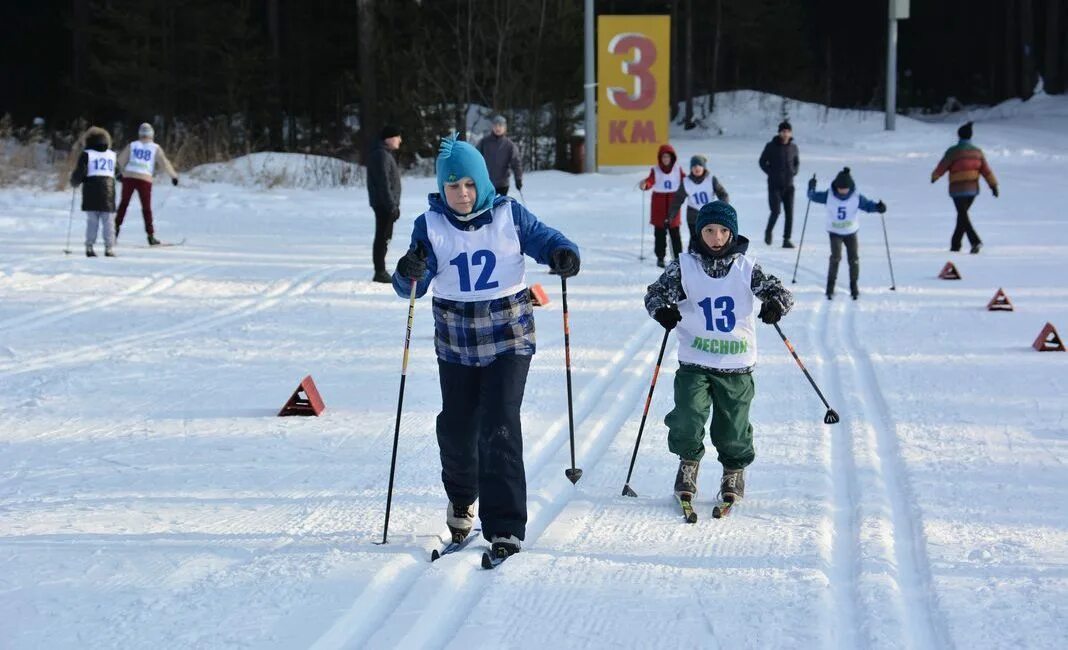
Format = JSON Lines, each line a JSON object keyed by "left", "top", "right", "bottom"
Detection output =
{"left": 391, "top": 134, "right": 580, "bottom": 563}
{"left": 644, "top": 201, "right": 793, "bottom": 517}
{"left": 806, "top": 167, "right": 887, "bottom": 300}
{"left": 116, "top": 122, "right": 179, "bottom": 246}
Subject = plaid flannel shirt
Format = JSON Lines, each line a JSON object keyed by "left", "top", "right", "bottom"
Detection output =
{"left": 432, "top": 288, "right": 535, "bottom": 366}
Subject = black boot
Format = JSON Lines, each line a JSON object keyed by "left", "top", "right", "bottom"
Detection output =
{"left": 673, "top": 459, "right": 700, "bottom": 499}
{"left": 147, "top": 235, "right": 161, "bottom": 246}
{"left": 85, "top": 245, "right": 96, "bottom": 258}
{"left": 372, "top": 270, "right": 392, "bottom": 283}
{"left": 720, "top": 468, "right": 745, "bottom": 502}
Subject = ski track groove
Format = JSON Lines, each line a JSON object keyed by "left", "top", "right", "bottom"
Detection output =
{"left": 815, "top": 298, "right": 863, "bottom": 649}
{"left": 0, "top": 264, "right": 349, "bottom": 378}
{"left": 310, "top": 318, "right": 662, "bottom": 650}
{"left": 0, "top": 262, "right": 216, "bottom": 332}
{"left": 841, "top": 304, "right": 953, "bottom": 649}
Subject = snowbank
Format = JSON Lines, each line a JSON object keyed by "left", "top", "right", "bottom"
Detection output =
{"left": 188, "top": 152, "right": 363, "bottom": 189}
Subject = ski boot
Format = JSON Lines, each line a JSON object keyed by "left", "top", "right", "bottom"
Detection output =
{"left": 656, "top": 257, "right": 665, "bottom": 268}
{"left": 674, "top": 459, "right": 700, "bottom": 500}
{"left": 970, "top": 242, "right": 983, "bottom": 254}
{"left": 489, "top": 534, "right": 521, "bottom": 559}
{"left": 372, "top": 269, "right": 392, "bottom": 284}
{"left": 446, "top": 501, "right": 475, "bottom": 543}
{"left": 782, "top": 240, "right": 795, "bottom": 249}
{"left": 147, "top": 235, "right": 161, "bottom": 246}
{"left": 720, "top": 468, "right": 745, "bottom": 503}
{"left": 85, "top": 245, "right": 96, "bottom": 258}
{"left": 105, "top": 247, "right": 116, "bottom": 258}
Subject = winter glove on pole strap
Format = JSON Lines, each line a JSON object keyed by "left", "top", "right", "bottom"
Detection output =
{"left": 758, "top": 300, "right": 783, "bottom": 325}
{"left": 807, "top": 176, "right": 817, "bottom": 192}
{"left": 172, "top": 177, "right": 179, "bottom": 187}
{"left": 991, "top": 186, "right": 999, "bottom": 198}
{"left": 653, "top": 305, "right": 682, "bottom": 330}
{"left": 397, "top": 244, "right": 428, "bottom": 280}
{"left": 550, "top": 248, "right": 580, "bottom": 278}
{"left": 876, "top": 200, "right": 887, "bottom": 214}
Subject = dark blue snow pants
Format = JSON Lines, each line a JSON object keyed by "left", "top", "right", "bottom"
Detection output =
{"left": 436, "top": 354, "right": 531, "bottom": 540}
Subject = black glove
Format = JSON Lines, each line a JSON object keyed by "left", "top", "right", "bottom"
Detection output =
{"left": 115, "top": 172, "right": 123, "bottom": 183}
{"left": 550, "top": 247, "right": 580, "bottom": 278}
{"left": 991, "top": 185, "right": 999, "bottom": 198}
{"left": 391, "top": 206, "right": 401, "bottom": 221}
{"left": 758, "top": 300, "right": 783, "bottom": 325}
{"left": 876, "top": 200, "right": 887, "bottom": 214}
{"left": 807, "top": 176, "right": 817, "bottom": 192}
{"left": 172, "top": 177, "right": 179, "bottom": 187}
{"left": 516, "top": 179, "right": 523, "bottom": 191}
{"left": 396, "top": 244, "right": 428, "bottom": 280}
{"left": 653, "top": 306, "right": 682, "bottom": 331}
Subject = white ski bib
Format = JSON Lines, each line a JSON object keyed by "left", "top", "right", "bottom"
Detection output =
{"left": 675, "top": 252, "right": 757, "bottom": 370}
{"left": 683, "top": 174, "right": 715, "bottom": 210}
{"left": 85, "top": 150, "right": 116, "bottom": 177}
{"left": 124, "top": 141, "right": 158, "bottom": 177}
{"left": 426, "top": 202, "right": 526, "bottom": 301}
{"left": 825, "top": 191, "right": 861, "bottom": 235}
{"left": 651, "top": 163, "right": 683, "bottom": 193}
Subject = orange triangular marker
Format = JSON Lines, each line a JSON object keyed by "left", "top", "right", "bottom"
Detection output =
{"left": 278, "top": 375, "right": 326, "bottom": 416}
{"left": 529, "top": 283, "right": 550, "bottom": 307}
{"left": 1032, "top": 322, "right": 1065, "bottom": 352}
{"left": 987, "top": 288, "right": 1013, "bottom": 311}
{"left": 939, "top": 261, "right": 961, "bottom": 280}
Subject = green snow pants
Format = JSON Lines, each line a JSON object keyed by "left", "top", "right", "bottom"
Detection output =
{"left": 665, "top": 364, "right": 755, "bottom": 469}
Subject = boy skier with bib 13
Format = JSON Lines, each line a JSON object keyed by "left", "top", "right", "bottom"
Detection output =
{"left": 392, "top": 134, "right": 579, "bottom": 562}
{"left": 806, "top": 167, "right": 887, "bottom": 300}
{"left": 116, "top": 122, "right": 179, "bottom": 245}
{"left": 644, "top": 201, "right": 793, "bottom": 515}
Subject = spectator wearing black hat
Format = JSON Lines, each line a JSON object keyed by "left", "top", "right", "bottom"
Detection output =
{"left": 930, "top": 121, "right": 998, "bottom": 253}
{"left": 368, "top": 125, "right": 403, "bottom": 283}
{"left": 477, "top": 115, "right": 523, "bottom": 197}
{"left": 758, "top": 121, "right": 801, "bottom": 248}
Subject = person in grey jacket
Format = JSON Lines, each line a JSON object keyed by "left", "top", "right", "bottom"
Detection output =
{"left": 367, "top": 125, "right": 402, "bottom": 283}
{"left": 476, "top": 115, "right": 523, "bottom": 197}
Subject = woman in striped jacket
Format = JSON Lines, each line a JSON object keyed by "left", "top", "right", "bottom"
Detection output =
{"left": 930, "top": 121, "right": 999, "bottom": 254}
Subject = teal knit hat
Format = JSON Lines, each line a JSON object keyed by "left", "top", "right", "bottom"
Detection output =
{"left": 436, "top": 133, "right": 495, "bottom": 215}
{"left": 695, "top": 201, "right": 738, "bottom": 239}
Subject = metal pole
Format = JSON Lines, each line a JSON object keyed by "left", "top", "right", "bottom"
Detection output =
{"left": 583, "top": 0, "right": 597, "bottom": 172}
{"left": 885, "top": 2, "right": 898, "bottom": 131}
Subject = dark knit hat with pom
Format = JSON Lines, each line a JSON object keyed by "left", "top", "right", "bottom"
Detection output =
{"left": 832, "top": 167, "right": 855, "bottom": 192}
{"left": 957, "top": 121, "right": 973, "bottom": 140}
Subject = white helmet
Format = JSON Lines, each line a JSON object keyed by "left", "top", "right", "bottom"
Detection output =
{"left": 138, "top": 123, "right": 155, "bottom": 139}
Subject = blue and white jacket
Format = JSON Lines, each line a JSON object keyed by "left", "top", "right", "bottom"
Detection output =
{"left": 392, "top": 193, "right": 578, "bottom": 366}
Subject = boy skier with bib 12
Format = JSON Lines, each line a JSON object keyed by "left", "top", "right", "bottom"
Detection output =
{"left": 806, "top": 167, "right": 887, "bottom": 300}
{"left": 644, "top": 201, "right": 794, "bottom": 517}
{"left": 392, "top": 134, "right": 579, "bottom": 562}
{"left": 116, "top": 122, "right": 179, "bottom": 245}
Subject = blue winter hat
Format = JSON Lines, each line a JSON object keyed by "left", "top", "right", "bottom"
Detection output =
{"left": 695, "top": 201, "right": 738, "bottom": 239}
{"left": 436, "top": 133, "right": 495, "bottom": 215}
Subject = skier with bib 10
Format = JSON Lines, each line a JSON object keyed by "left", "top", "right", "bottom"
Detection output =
{"left": 644, "top": 201, "right": 793, "bottom": 517}
{"left": 391, "top": 134, "right": 579, "bottom": 563}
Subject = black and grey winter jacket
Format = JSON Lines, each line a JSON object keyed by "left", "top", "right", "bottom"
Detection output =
{"left": 69, "top": 126, "right": 117, "bottom": 212}
{"left": 758, "top": 136, "right": 800, "bottom": 188}
{"left": 476, "top": 132, "right": 523, "bottom": 190}
{"left": 644, "top": 235, "right": 794, "bottom": 374}
{"left": 366, "top": 141, "right": 401, "bottom": 215}
{"left": 668, "top": 171, "right": 730, "bottom": 226}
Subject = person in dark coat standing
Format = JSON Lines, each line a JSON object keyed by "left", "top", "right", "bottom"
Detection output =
{"left": 930, "top": 121, "right": 999, "bottom": 254}
{"left": 367, "top": 125, "right": 403, "bottom": 283}
{"left": 69, "top": 126, "right": 119, "bottom": 258}
{"left": 758, "top": 121, "right": 801, "bottom": 248}
{"left": 476, "top": 115, "right": 523, "bottom": 197}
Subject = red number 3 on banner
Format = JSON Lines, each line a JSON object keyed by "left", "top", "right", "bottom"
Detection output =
{"left": 606, "top": 33, "right": 657, "bottom": 111}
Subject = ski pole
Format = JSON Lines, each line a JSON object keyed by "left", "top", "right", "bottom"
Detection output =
{"left": 639, "top": 188, "right": 647, "bottom": 261}
{"left": 791, "top": 174, "right": 816, "bottom": 284}
{"left": 380, "top": 277, "right": 418, "bottom": 544}
{"left": 560, "top": 274, "right": 583, "bottom": 484}
{"left": 63, "top": 188, "right": 77, "bottom": 255}
{"left": 622, "top": 328, "right": 671, "bottom": 497}
{"left": 772, "top": 323, "right": 840, "bottom": 424}
{"left": 880, "top": 212, "right": 896, "bottom": 291}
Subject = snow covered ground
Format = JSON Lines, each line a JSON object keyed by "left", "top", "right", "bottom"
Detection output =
{"left": 1, "top": 92, "right": 1066, "bottom": 649}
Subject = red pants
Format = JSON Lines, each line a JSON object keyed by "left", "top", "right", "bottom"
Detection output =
{"left": 116, "top": 178, "right": 154, "bottom": 236}
{"left": 649, "top": 191, "right": 681, "bottom": 228}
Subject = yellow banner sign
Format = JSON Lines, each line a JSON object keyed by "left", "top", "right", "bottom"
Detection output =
{"left": 597, "top": 15, "right": 671, "bottom": 167}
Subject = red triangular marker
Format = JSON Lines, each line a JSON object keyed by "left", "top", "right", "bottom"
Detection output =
{"left": 278, "top": 375, "right": 326, "bottom": 416}
{"left": 1032, "top": 323, "right": 1065, "bottom": 352}
{"left": 938, "top": 261, "right": 961, "bottom": 280}
{"left": 987, "top": 288, "right": 1013, "bottom": 311}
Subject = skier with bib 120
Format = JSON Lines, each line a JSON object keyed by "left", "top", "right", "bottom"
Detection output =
{"left": 644, "top": 201, "right": 794, "bottom": 519}
{"left": 391, "top": 134, "right": 580, "bottom": 564}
